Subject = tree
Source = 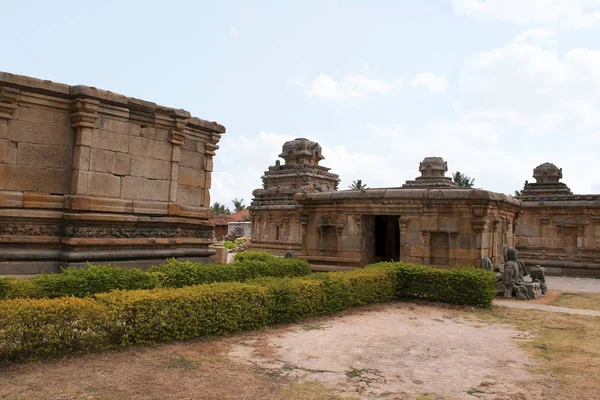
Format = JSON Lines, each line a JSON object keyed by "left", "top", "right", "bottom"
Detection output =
{"left": 348, "top": 179, "right": 368, "bottom": 190}
{"left": 211, "top": 202, "right": 231, "bottom": 215}
{"left": 452, "top": 171, "right": 475, "bottom": 188}
{"left": 514, "top": 190, "right": 522, "bottom": 197}
{"left": 232, "top": 198, "right": 247, "bottom": 212}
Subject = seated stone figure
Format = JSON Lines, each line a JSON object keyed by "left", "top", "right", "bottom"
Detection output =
{"left": 529, "top": 264, "right": 547, "bottom": 294}
{"left": 502, "top": 248, "right": 542, "bottom": 300}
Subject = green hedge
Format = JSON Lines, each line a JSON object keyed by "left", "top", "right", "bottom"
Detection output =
{"left": 149, "top": 258, "right": 311, "bottom": 288}
{"left": 0, "top": 256, "right": 312, "bottom": 300}
{"left": 0, "top": 262, "right": 496, "bottom": 362}
{"left": 95, "top": 283, "right": 271, "bottom": 345}
{"left": 0, "top": 297, "right": 113, "bottom": 362}
{"left": 368, "top": 262, "right": 497, "bottom": 307}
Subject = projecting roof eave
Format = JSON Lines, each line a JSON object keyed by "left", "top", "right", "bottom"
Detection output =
{"left": 295, "top": 187, "right": 522, "bottom": 207}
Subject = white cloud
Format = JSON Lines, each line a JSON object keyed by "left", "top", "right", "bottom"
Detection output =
{"left": 513, "top": 28, "right": 556, "bottom": 48}
{"left": 229, "top": 25, "right": 239, "bottom": 39}
{"left": 301, "top": 73, "right": 393, "bottom": 100}
{"left": 411, "top": 72, "right": 448, "bottom": 94}
{"left": 451, "top": 0, "right": 600, "bottom": 28}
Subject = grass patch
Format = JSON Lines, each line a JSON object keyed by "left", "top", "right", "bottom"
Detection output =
{"left": 548, "top": 292, "right": 600, "bottom": 311}
{"left": 464, "top": 306, "right": 600, "bottom": 399}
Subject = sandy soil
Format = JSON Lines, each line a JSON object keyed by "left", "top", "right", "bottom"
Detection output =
{"left": 229, "top": 303, "right": 542, "bottom": 399}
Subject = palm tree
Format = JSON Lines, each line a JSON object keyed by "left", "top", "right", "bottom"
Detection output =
{"left": 348, "top": 179, "right": 368, "bottom": 190}
{"left": 232, "top": 198, "right": 246, "bottom": 212}
{"left": 452, "top": 171, "right": 475, "bottom": 188}
{"left": 211, "top": 202, "right": 231, "bottom": 215}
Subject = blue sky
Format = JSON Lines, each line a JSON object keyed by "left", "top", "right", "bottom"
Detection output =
{"left": 3, "top": 0, "right": 600, "bottom": 207}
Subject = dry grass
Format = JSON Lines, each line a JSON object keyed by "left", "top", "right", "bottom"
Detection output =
{"left": 548, "top": 292, "right": 600, "bottom": 311}
{"left": 462, "top": 305, "right": 600, "bottom": 400}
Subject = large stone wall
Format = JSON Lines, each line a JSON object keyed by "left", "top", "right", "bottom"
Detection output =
{"left": 0, "top": 72, "right": 225, "bottom": 275}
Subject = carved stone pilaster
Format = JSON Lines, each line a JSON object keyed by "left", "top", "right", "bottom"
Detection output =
{"left": 0, "top": 87, "right": 19, "bottom": 120}
{"left": 70, "top": 98, "right": 100, "bottom": 128}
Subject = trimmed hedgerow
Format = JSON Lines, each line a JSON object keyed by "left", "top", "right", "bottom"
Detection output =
{"left": 0, "top": 278, "right": 10, "bottom": 300}
{"left": 330, "top": 266, "right": 397, "bottom": 306}
{"left": 95, "top": 282, "right": 271, "bottom": 345}
{"left": 0, "top": 278, "right": 41, "bottom": 299}
{"left": 368, "top": 262, "right": 496, "bottom": 308}
{"left": 33, "top": 264, "right": 162, "bottom": 299}
{"left": 149, "top": 258, "right": 311, "bottom": 288}
{"left": 0, "top": 297, "right": 113, "bottom": 362}
{"left": 233, "top": 250, "right": 277, "bottom": 263}
{"left": 305, "top": 273, "right": 351, "bottom": 315}
{"left": 250, "top": 277, "right": 325, "bottom": 323}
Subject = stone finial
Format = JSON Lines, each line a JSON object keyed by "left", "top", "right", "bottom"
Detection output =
{"left": 279, "top": 138, "right": 324, "bottom": 166}
{"left": 419, "top": 157, "right": 448, "bottom": 178}
{"left": 403, "top": 156, "right": 458, "bottom": 188}
{"left": 533, "top": 162, "right": 562, "bottom": 184}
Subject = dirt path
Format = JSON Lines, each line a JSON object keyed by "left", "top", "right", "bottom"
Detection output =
{"left": 228, "top": 303, "right": 543, "bottom": 399}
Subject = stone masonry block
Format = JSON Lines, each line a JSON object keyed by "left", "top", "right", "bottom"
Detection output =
{"left": 98, "top": 118, "right": 141, "bottom": 136}
{"left": 87, "top": 171, "right": 121, "bottom": 198}
{"left": 180, "top": 149, "right": 203, "bottom": 169}
{"left": 93, "top": 130, "right": 130, "bottom": 153}
{"left": 6, "top": 120, "right": 71, "bottom": 146}
{"left": 129, "top": 136, "right": 172, "bottom": 161}
{"left": 0, "top": 164, "right": 71, "bottom": 193}
{"left": 130, "top": 155, "right": 170, "bottom": 180}
{"left": 0, "top": 139, "right": 17, "bottom": 164}
{"left": 18, "top": 106, "right": 70, "bottom": 127}
{"left": 90, "top": 149, "right": 131, "bottom": 176}
{"left": 121, "top": 176, "right": 170, "bottom": 201}
{"left": 177, "top": 184, "right": 203, "bottom": 207}
{"left": 178, "top": 166, "right": 205, "bottom": 187}
{"left": 17, "top": 143, "right": 72, "bottom": 168}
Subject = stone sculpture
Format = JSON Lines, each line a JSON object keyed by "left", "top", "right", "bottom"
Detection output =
{"left": 498, "top": 248, "right": 544, "bottom": 300}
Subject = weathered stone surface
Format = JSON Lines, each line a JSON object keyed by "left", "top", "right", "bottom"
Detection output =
{"left": 90, "top": 149, "right": 131, "bottom": 175}
{"left": 180, "top": 148, "right": 203, "bottom": 169}
{"left": 130, "top": 155, "right": 170, "bottom": 180}
{"left": 0, "top": 72, "right": 225, "bottom": 275}
{"left": 121, "top": 176, "right": 169, "bottom": 201}
{"left": 17, "top": 143, "right": 72, "bottom": 168}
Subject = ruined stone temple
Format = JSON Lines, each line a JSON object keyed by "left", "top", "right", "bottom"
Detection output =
{"left": 0, "top": 72, "right": 224, "bottom": 275}
{"left": 251, "top": 139, "right": 600, "bottom": 276}
{"left": 515, "top": 163, "right": 600, "bottom": 276}
{"left": 249, "top": 138, "right": 339, "bottom": 255}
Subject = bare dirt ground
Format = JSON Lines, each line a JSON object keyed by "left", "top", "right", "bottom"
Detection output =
{"left": 0, "top": 302, "right": 558, "bottom": 400}
{"left": 228, "top": 303, "right": 542, "bottom": 400}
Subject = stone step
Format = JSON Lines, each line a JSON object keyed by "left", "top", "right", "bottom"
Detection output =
{"left": 310, "top": 264, "right": 360, "bottom": 272}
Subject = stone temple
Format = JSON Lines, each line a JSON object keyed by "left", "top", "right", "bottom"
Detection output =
{"left": 0, "top": 72, "right": 224, "bottom": 275}
{"left": 251, "top": 138, "right": 600, "bottom": 276}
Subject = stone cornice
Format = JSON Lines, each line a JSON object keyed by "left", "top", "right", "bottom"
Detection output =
{"left": 0, "top": 86, "right": 19, "bottom": 120}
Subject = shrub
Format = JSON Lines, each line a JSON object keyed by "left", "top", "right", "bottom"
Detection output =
{"left": 0, "top": 278, "right": 42, "bottom": 300}
{"left": 330, "top": 266, "right": 397, "bottom": 306}
{"left": 250, "top": 277, "right": 325, "bottom": 323}
{"left": 0, "top": 297, "right": 114, "bottom": 362}
{"left": 233, "top": 250, "right": 277, "bottom": 263}
{"left": 222, "top": 241, "right": 235, "bottom": 249}
{"left": 150, "top": 258, "right": 311, "bottom": 288}
{"left": 33, "top": 264, "right": 161, "bottom": 298}
{"left": 368, "top": 262, "right": 496, "bottom": 307}
{"left": 305, "top": 273, "right": 351, "bottom": 315}
{"left": 96, "top": 283, "right": 271, "bottom": 345}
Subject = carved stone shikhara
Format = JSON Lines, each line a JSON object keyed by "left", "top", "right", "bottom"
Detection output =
{"left": 0, "top": 72, "right": 224, "bottom": 274}
{"left": 249, "top": 138, "right": 340, "bottom": 255}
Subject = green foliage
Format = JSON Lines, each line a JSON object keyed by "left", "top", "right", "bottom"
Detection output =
{"left": 251, "top": 277, "right": 324, "bottom": 324}
{"left": 452, "top": 171, "right": 475, "bottom": 188}
{"left": 368, "top": 262, "right": 496, "bottom": 307}
{"left": 0, "top": 278, "right": 41, "bottom": 300}
{"left": 233, "top": 250, "right": 276, "bottom": 262}
{"left": 211, "top": 202, "right": 231, "bottom": 215}
{"left": 305, "top": 273, "right": 351, "bottom": 315}
{"left": 0, "top": 297, "right": 114, "bottom": 362}
{"left": 0, "top": 278, "right": 10, "bottom": 299}
{"left": 348, "top": 179, "right": 368, "bottom": 190}
{"left": 96, "top": 283, "right": 270, "bottom": 345}
{"left": 330, "top": 267, "right": 397, "bottom": 306}
{"left": 149, "top": 257, "right": 311, "bottom": 288}
{"left": 232, "top": 198, "right": 246, "bottom": 212}
{"left": 34, "top": 264, "right": 161, "bottom": 299}
{"left": 223, "top": 240, "right": 235, "bottom": 249}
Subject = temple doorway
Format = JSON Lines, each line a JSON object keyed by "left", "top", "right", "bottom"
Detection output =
{"left": 374, "top": 215, "right": 401, "bottom": 262}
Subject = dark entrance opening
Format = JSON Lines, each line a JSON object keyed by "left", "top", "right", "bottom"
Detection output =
{"left": 374, "top": 215, "right": 401, "bottom": 262}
